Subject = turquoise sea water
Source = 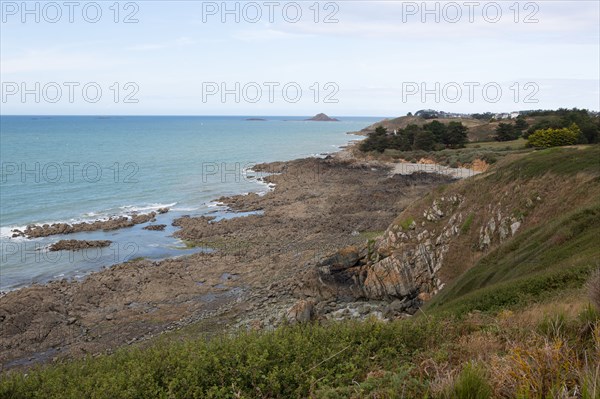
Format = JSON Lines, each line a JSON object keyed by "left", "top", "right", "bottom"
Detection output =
{"left": 0, "top": 115, "right": 379, "bottom": 291}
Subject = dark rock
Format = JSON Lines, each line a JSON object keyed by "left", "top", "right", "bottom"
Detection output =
{"left": 49, "top": 240, "right": 112, "bottom": 252}
{"left": 22, "top": 212, "right": 158, "bottom": 238}
{"left": 143, "top": 224, "right": 167, "bottom": 231}
{"left": 305, "top": 113, "right": 339, "bottom": 122}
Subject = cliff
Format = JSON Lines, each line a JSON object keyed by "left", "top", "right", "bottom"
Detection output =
{"left": 297, "top": 146, "right": 600, "bottom": 317}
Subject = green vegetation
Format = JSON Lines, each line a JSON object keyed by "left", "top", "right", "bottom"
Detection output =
{"left": 494, "top": 116, "right": 528, "bottom": 142}
{"left": 466, "top": 138, "right": 527, "bottom": 151}
{"left": 2, "top": 296, "right": 597, "bottom": 398}
{"left": 427, "top": 200, "right": 600, "bottom": 316}
{"left": 527, "top": 124, "right": 581, "bottom": 148}
{"left": 358, "top": 231, "right": 385, "bottom": 241}
{"left": 524, "top": 108, "right": 599, "bottom": 144}
{"left": 399, "top": 217, "right": 414, "bottom": 230}
{"left": 360, "top": 121, "right": 468, "bottom": 153}
{"left": 494, "top": 123, "right": 520, "bottom": 142}
{"left": 460, "top": 213, "right": 474, "bottom": 234}
{"left": 3, "top": 142, "right": 600, "bottom": 398}
{"left": 442, "top": 363, "right": 492, "bottom": 399}
{"left": 493, "top": 146, "right": 600, "bottom": 180}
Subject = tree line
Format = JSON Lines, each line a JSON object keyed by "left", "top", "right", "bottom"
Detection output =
{"left": 360, "top": 121, "right": 468, "bottom": 153}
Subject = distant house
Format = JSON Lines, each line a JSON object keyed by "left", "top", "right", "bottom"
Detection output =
{"left": 510, "top": 112, "right": 520, "bottom": 119}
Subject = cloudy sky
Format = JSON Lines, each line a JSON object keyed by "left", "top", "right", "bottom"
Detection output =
{"left": 1, "top": 1, "right": 599, "bottom": 116}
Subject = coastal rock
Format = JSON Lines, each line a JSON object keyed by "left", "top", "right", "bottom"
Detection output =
{"left": 20, "top": 212, "right": 158, "bottom": 238}
{"left": 286, "top": 299, "right": 315, "bottom": 323}
{"left": 143, "top": 224, "right": 167, "bottom": 231}
{"left": 305, "top": 113, "right": 339, "bottom": 122}
{"left": 49, "top": 240, "right": 112, "bottom": 252}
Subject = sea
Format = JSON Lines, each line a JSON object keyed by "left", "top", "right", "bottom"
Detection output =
{"left": 0, "top": 115, "right": 380, "bottom": 291}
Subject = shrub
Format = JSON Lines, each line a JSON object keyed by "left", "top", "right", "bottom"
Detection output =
{"left": 443, "top": 363, "right": 492, "bottom": 399}
{"left": 496, "top": 338, "right": 580, "bottom": 398}
{"left": 527, "top": 123, "right": 581, "bottom": 148}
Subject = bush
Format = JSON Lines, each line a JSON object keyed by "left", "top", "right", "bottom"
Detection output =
{"left": 443, "top": 363, "right": 492, "bottom": 399}
{"left": 527, "top": 124, "right": 581, "bottom": 148}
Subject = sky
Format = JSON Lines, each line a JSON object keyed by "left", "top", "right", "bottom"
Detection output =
{"left": 1, "top": 0, "right": 599, "bottom": 116}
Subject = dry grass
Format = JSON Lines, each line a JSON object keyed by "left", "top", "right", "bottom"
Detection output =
{"left": 490, "top": 338, "right": 581, "bottom": 398}
{"left": 589, "top": 269, "right": 600, "bottom": 311}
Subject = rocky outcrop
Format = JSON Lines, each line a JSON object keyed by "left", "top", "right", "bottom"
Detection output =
{"left": 14, "top": 212, "right": 158, "bottom": 238}
{"left": 305, "top": 113, "right": 339, "bottom": 122}
{"left": 297, "top": 185, "right": 530, "bottom": 319}
{"left": 143, "top": 224, "right": 167, "bottom": 231}
{"left": 49, "top": 240, "right": 112, "bottom": 252}
{"left": 285, "top": 299, "right": 315, "bottom": 324}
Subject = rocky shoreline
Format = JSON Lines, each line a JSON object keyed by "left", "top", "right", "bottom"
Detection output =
{"left": 11, "top": 208, "right": 169, "bottom": 239}
{"left": 49, "top": 240, "right": 112, "bottom": 252}
{"left": 0, "top": 151, "right": 463, "bottom": 371}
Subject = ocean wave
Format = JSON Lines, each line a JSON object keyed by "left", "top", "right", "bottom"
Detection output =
{"left": 119, "top": 202, "right": 177, "bottom": 213}
{"left": 0, "top": 202, "right": 178, "bottom": 239}
{"left": 171, "top": 206, "right": 199, "bottom": 212}
{"left": 206, "top": 201, "right": 226, "bottom": 208}
{"left": 0, "top": 226, "right": 29, "bottom": 239}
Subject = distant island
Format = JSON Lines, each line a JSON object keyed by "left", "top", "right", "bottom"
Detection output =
{"left": 305, "top": 113, "right": 339, "bottom": 122}
{"left": 246, "top": 118, "right": 267, "bottom": 121}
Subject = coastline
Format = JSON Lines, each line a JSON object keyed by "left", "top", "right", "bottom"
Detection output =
{"left": 0, "top": 124, "right": 489, "bottom": 370}
{"left": 0, "top": 130, "right": 359, "bottom": 293}
{"left": 0, "top": 141, "right": 467, "bottom": 370}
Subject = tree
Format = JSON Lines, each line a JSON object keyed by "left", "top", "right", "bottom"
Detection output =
{"left": 423, "top": 120, "right": 447, "bottom": 143}
{"left": 373, "top": 126, "right": 388, "bottom": 136}
{"left": 360, "top": 126, "right": 390, "bottom": 152}
{"left": 495, "top": 123, "right": 519, "bottom": 141}
{"left": 413, "top": 130, "right": 435, "bottom": 151}
{"left": 524, "top": 108, "right": 598, "bottom": 143}
{"left": 444, "top": 122, "right": 468, "bottom": 148}
{"left": 514, "top": 116, "right": 529, "bottom": 132}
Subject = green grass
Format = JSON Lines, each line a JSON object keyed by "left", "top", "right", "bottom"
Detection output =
{"left": 358, "top": 231, "right": 385, "bottom": 241}
{"left": 3, "top": 304, "right": 597, "bottom": 398}
{"left": 399, "top": 217, "right": 414, "bottom": 230}
{"left": 460, "top": 213, "right": 474, "bottom": 234}
{"left": 495, "top": 145, "right": 600, "bottom": 180}
{"left": 426, "top": 205, "right": 600, "bottom": 316}
{"left": 465, "top": 138, "right": 528, "bottom": 150}
{"left": 443, "top": 363, "right": 492, "bottom": 399}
